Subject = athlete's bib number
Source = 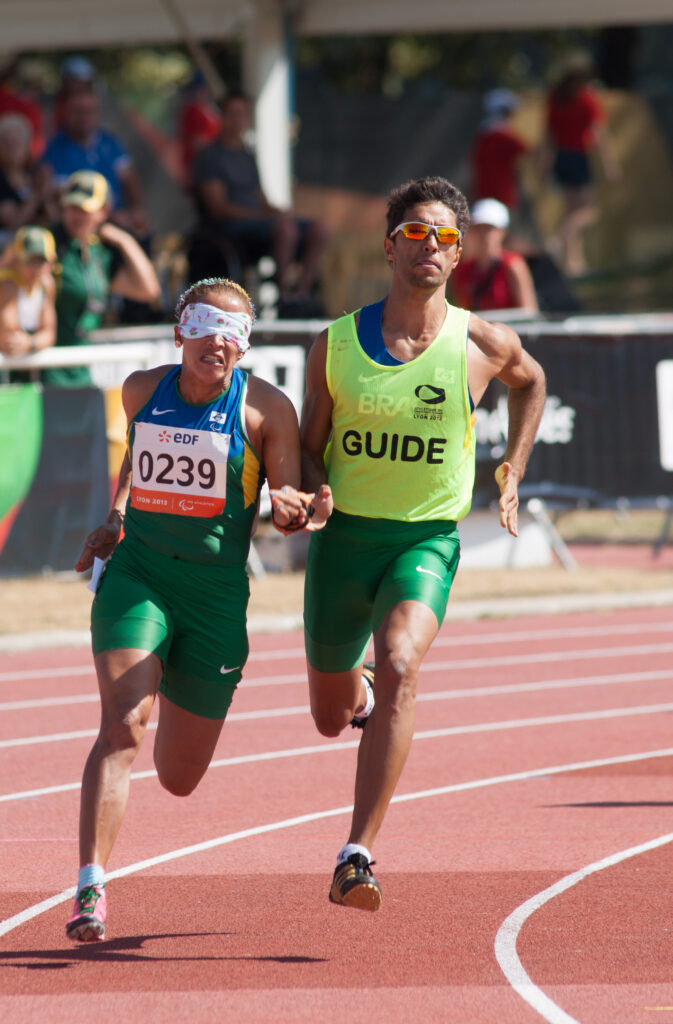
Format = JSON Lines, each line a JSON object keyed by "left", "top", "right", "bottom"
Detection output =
{"left": 131, "top": 421, "right": 230, "bottom": 517}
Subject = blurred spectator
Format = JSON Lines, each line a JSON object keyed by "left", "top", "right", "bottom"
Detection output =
{"left": 0, "top": 60, "right": 44, "bottom": 160}
{"left": 45, "top": 170, "right": 160, "bottom": 388}
{"left": 178, "top": 71, "right": 222, "bottom": 185}
{"left": 0, "top": 114, "right": 58, "bottom": 250}
{"left": 542, "top": 51, "right": 620, "bottom": 275}
{"left": 450, "top": 198, "right": 539, "bottom": 314}
{"left": 53, "top": 56, "right": 96, "bottom": 130}
{"left": 191, "top": 91, "right": 328, "bottom": 305}
{"left": 470, "top": 88, "right": 530, "bottom": 211}
{"left": 42, "top": 91, "right": 148, "bottom": 238}
{"left": 0, "top": 226, "right": 57, "bottom": 366}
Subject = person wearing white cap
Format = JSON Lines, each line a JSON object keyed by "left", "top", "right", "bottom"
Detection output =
{"left": 450, "top": 198, "right": 538, "bottom": 314}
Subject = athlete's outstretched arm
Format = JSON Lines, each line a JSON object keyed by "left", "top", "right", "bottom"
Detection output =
{"left": 75, "top": 453, "right": 131, "bottom": 572}
{"left": 468, "top": 315, "right": 546, "bottom": 537}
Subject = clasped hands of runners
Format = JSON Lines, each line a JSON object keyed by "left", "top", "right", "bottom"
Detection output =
{"left": 269, "top": 484, "right": 333, "bottom": 535}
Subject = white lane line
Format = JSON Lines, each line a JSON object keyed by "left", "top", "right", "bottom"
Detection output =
{"left": 237, "top": 638, "right": 673, "bottom": 688}
{"left": 423, "top": 642, "right": 673, "bottom": 673}
{"left": 494, "top": 832, "right": 673, "bottom": 1024}
{"left": 416, "top": 667, "right": 672, "bottom": 704}
{"left": 3, "top": 746, "right": 673, "bottom": 940}
{"left": 0, "top": 694, "right": 99, "bottom": 711}
{"left": 3, "top": 703, "right": 673, "bottom": 803}
{"left": 0, "top": 666, "right": 94, "bottom": 684}
{"left": 240, "top": 642, "right": 673, "bottom": 685}
{"left": 238, "top": 643, "right": 673, "bottom": 687}
{"left": 4, "top": 641, "right": 673, "bottom": 706}
{"left": 434, "top": 619, "right": 673, "bottom": 647}
{"left": 220, "top": 619, "right": 673, "bottom": 663}
{"left": 3, "top": 621, "right": 673, "bottom": 685}
{"left": 3, "top": 664, "right": 673, "bottom": 724}
{"left": 3, "top": 673, "right": 673, "bottom": 752}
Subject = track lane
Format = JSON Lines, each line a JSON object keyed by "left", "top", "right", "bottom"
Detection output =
{"left": 3, "top": 605, "right": 673, "bottom": 1023}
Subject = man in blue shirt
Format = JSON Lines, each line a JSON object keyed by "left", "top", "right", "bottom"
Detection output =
{"left": 42, "top": 91, "right": 147, "bottom": 238}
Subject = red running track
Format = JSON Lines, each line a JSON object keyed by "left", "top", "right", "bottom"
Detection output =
{"left": 2, "top": 604, "right": 673, "bottom": 1024}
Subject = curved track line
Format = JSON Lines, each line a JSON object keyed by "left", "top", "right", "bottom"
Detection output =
{"left": 2, "top": 747, "right": 673, "bottom": 939}
{"left": 494, "top": 831, "right": 673, "bottom": 1024}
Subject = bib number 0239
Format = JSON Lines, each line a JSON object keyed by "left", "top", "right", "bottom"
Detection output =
{"left": 130, "top": 421, "right": 230, "bottom": 517}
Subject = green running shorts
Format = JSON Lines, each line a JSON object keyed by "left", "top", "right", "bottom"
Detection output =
{"left": 91, "top": 536, "right": 250, "bottom": 719}
{"left": 304, "top": 509, "right": 460, "bottom": 672}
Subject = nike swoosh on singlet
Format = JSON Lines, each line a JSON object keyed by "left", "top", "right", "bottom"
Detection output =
{"left": 358, "top": 373, "right": 381, "bottom": 383}
{"left": 220, "top": 664, "right": 243, "bottom": 675}
{"left": 152, "top": 407, "right": 176, "bottom": 415}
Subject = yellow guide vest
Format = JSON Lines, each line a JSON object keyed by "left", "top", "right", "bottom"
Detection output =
{"left": 325, "top": 301, "right": 475, "bottom": 522}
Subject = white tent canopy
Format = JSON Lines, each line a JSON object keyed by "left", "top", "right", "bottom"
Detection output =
{"left": 4, "top": 1, "right": 672, "bottom": 204}
{"left": 4, "top": 0, "right": 672, "bottom": 49}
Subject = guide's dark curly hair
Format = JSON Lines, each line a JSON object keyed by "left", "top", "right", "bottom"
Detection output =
{"left": 386, "top": 176, "right": 470, "bottom": 237}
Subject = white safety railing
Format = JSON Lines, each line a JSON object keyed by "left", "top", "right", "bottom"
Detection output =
{"left": 0, "top": 318, "right": 318, "bottom": 412}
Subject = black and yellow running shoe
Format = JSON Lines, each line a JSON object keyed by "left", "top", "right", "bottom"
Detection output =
{"left": 329, "top": 853, "right": 382, "bottom": 911}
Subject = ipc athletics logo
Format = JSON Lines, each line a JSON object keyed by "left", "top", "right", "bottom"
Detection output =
{"left": 414, "top": 385, "right": 446, "bottom": 405}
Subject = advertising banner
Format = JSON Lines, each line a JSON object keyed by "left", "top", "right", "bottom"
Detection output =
{"left": 0, "top": 386, "right": 109, "bottom": 573}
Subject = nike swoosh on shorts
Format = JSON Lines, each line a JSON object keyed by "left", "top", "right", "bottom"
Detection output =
{"left": 220, "top": 664, "right": 243, "bottom": 675}
{"left": 416, "top": 565, "right": 443, "bottom": 581}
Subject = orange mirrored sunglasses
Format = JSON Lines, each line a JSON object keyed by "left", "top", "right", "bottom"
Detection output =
{"left": 390, "top": 221, "right": 462, "bottom": 245}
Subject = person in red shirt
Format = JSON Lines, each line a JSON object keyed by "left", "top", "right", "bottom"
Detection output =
{"left": 543, "top": 52, "right": 620, "bottom": 275}
{"left": 178, "top": 72, "right": 222, "bottom": 186}
{"left": 450, "top": 198, "right": 538, "bottom": 314}
{"left": 470, "top": 89, "right": 529, "bottom": 211}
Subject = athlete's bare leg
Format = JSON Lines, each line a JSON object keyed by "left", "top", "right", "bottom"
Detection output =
{"left": 78, "top": 648, "right": 161, "bottom": 868}
{"left": 559, "top": 184, "right": 598, "bottom": 276}
{"left": 153, "top": 696, "right": 225, "bottom": 796}
{"left": 79, "top": 650, "right": 227, "bottom": 868}
{"left": 308, "top": 600, "right": 439, "bottom": 852}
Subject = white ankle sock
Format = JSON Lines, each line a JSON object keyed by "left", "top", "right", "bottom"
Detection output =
{"left": 337, "top": 842, "right": 371, "bottom": 865}
{"left": 77, "top": 863, "right": 105, "bottom": 891}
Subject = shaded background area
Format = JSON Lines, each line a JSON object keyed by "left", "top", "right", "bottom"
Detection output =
{"left": 7, "top": 21, "right": 673, "bottom": 317}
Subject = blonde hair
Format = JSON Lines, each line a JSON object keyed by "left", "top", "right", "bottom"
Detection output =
{"left": 175, "top": 277, "right": 255, "bottom": 322}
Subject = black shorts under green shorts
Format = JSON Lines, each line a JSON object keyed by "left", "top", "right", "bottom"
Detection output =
{"left": 91, "top": 536, "right": 250, "bottom": 719}
{"left": 304, "top": 509, "right": 461, "bottom": 673}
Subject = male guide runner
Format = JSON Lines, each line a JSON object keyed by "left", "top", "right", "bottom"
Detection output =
{"left": 295, "top": 176, "right": 546, "bottom": 911}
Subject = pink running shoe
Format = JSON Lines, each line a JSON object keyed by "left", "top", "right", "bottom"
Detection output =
{"left": 65, "top": 884, "right": 107, "bottom": 942}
